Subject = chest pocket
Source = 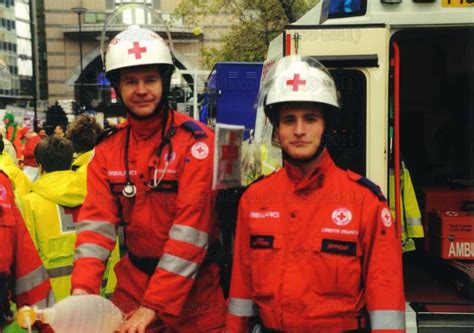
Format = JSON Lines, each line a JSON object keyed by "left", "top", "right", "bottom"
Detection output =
{"left": 311, "top": 237, "right": 362, "bottom": 298}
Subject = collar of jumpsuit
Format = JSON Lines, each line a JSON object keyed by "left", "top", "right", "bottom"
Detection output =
{"left": 126, "top": 108, "right": 167, "bottom": 139}
{"left": 283, "top": 148, "right": 335, "bottom": 191}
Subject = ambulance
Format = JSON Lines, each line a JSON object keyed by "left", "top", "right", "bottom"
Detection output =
{"left": 257, "top": 0, "right": 474, "bottom": 331}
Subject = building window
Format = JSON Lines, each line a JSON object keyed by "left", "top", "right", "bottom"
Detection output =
{"left": 114, "top": 0, "right": 153, "bottom": 25}
{"left": 84, "top": 12, "right": 107, "bottom": 24}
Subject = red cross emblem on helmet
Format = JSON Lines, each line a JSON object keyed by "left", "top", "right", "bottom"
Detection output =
{"left": 286, "top": 73, "right": 307, "bottom": 91}
{"left": 128, "top": 42, "right": 147, "bottom": 60}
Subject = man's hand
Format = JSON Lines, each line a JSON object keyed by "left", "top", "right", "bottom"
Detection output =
{"left": 71, "top": 288, "right": 89, "bottom": 296}
{"left": 116, "top": 306, "right": 157, "bottom": 333}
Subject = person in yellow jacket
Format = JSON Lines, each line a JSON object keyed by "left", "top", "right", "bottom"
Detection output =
{"left": 0, "top": 134, "right": 32, "bottom": 198}
{"left": 65, "top": 115, "right": 120, "bottom": 298}
{"left": 389, "top": 161, "right": 424, "bottom": 252}
{"left": 21, "top": 136, "right": 85, "bottom": 302}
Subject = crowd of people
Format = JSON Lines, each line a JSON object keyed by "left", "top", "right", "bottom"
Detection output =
{"left": 0, "top": 24, "right": 405, "bottom": 333}
{"left": 0, "top": 114, "right": 119, "bottom": 332}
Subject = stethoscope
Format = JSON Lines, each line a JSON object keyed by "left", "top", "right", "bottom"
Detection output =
{"left": 122, "top": 110, "right": 176, "bottom": 198}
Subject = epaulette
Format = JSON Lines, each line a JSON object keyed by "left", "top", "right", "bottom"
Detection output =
{"left": 347, "top": 170, "right": 386, "bottom": 202}
{"left": 180, "top": 120, "right": 208, "bottom": 139}
{"left": 95, "top": 122, "right": 127, "bottom": 145}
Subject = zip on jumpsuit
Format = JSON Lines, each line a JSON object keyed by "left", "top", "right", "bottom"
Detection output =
{"left": 226, "top": 150, "right": 406, "bottom": 333}
{"left": 71, "top": 111, "right": 226, "bottom": 332}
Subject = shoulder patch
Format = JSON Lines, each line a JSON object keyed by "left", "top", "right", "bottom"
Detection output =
{"left": 347, "top": 170, "right": 386, "bottom": 202}
{"left": 180, "top": 120, "right": 208, "bottom": 139}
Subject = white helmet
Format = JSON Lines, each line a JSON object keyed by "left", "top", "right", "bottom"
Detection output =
{"left": 258, "top": 55, "right": 340, "bottom": 118}
{"left": 105, "top": 25, "right": 173, "bottom": 74}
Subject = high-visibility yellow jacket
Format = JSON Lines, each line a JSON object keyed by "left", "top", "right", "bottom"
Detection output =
{"left": 0, "top": 152, "right": 32, "bottom": 197}
{"left": 21, "top": 170, "right": 86, "bottom": 301}
{"left": 71, "top": 150, "right": 92, "bottom": 186}
{"left": 71, "top": 149, "right": 120, "bottom": 297}
{"left": 260, "top": 142, "right": 282, "bottom": 177}
{"left": 389, "top": 164, "right": 424, "bottom": 252}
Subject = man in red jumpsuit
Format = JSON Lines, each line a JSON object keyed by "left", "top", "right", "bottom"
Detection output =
{"left": 71, "top": 25, "right": 225, "bottom": 332}
{"left": 226, "top": 56, "right": 405, "bottom": 332}
{"left": 0, "top": 169, "right": 54, "bottom": 330}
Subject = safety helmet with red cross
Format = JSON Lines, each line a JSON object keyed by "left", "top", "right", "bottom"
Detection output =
{"left": 258, "top": 55, "right": 341, "bottom": 124}
{"left": 105, "top": 25, "right": 173, "bottom": 75}
{"left": 104, "top": 25, "right": 175, "bottom": 111}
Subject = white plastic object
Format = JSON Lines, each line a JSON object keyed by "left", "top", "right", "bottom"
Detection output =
{"left": 18, "top": 295, "right": 123, "bottom": 333}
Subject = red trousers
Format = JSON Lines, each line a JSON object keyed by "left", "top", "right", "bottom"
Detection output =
{"left": 112, "top": 256, "right": 226, "bottom": 332}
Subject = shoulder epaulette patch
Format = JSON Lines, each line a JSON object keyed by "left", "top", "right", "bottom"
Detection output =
{"left": 357, "top": 177, "right": 387, "bottom": 202}
{"left": 180, "top": 120, "right": 208, "bottom": 139}
{"left": 95, "top": 126, "right": 120, "bottom": 145}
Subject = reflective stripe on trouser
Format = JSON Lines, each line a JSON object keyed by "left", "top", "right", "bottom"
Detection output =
{"left": 228, "top": 297, "right": 257, "bottom": 317}
{"left": 369, "top": 310, "right": 405, "bottom": 330}
{"left": 112, "top": 256, "right": 226, "bottom": 332}
{"left": 157, "top": 253, "right": 199, "bottom": 279}
{"left": 169, "top": 224, "right": 209, "bottom": 248}
{"left": 75, "top": 243, "right": 111, "bottom": 261}
{"left": 76, "top": 220, "right": 117, "bottom": 241}
{"left": 15, "top": 266, "right": 49, "bottom": 295}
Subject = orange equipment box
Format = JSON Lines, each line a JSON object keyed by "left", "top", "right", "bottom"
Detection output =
{"left": 421, "top": 187, "right": 473, "bottom": 251}
{"left": 429, "top": 210, "right": 474, "bottom": 260}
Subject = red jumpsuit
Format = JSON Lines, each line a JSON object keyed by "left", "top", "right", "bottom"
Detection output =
{"left": 71, "top": 111, "right": 225, "bottom": 332}
{"left": 0, "top": 171, "right": 53, "bottom": 310}
{"left": 227, "top": 150, "right": 405, "bottom": 332}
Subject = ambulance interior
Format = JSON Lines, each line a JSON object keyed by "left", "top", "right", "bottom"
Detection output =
{"left": 392, "top": 27, "right": 473, "bottom": 311}
{"left": 324, "top": 25, "right": 473, "bottom": 327}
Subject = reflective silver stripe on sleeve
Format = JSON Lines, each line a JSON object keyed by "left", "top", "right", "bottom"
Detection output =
{"left": 74, "top": 243, "right": 111, "bottom": 262}
{"left": 228, "top": 297, "right": 257, "bottom": 317}
{"left": 46, "top": 265, "right": 73, "bottom": 278}
{"left": 33, "top": 289, "right": 55, "bottom": 309}
{"left": 369, "top": 310, "right": 405, "bottom": 330}
{"left": 15, "top": 266, "right": 49, "bottom": 295}
{"left": 157, "top": 253, "right": 199, "bottom": 279}
{"left": 406, "top": 217, "right": 422, "bottom": 226}
{"left": 76, "top": 220, "right": 117, "bottom": 242}
{"left": 169, "top": 224, "right": 209, "bottom": 248}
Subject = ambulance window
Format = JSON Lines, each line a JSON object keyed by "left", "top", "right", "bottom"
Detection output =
{"left": 328, "top": 0, "right": 366, "bottom": 18}
{"left": 327, "top": 70, "right": 366, "bottom": 176}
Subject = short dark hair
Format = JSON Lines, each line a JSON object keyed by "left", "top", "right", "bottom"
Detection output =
{"left": 65, "top": 114, "right": 102, "bottom": 153}
{"left": 56, "top": 124, "right": 67, "bottom": 132}
{"left": 0, "top": 134, "right": 4, "bottom": 154}
{"left": 34, "top": 136, "right": 73, "bottom": 173}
